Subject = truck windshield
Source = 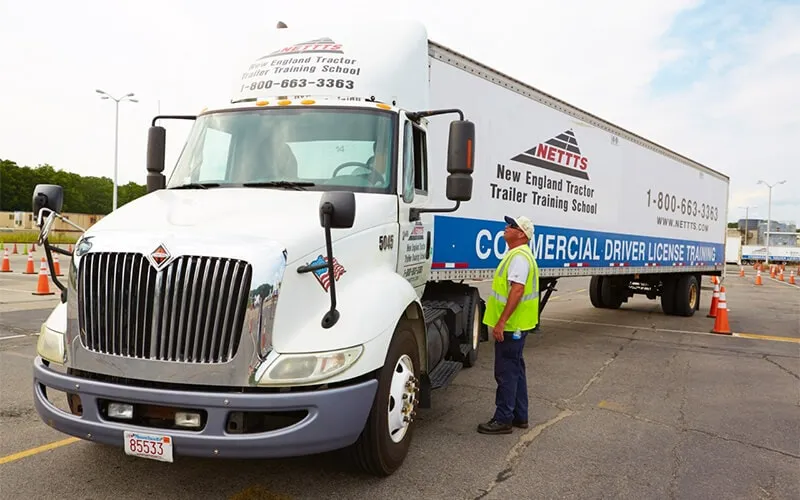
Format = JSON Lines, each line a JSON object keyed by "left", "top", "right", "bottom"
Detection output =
{"left": 166, "top": 107, "right": 397, "bottom": 193}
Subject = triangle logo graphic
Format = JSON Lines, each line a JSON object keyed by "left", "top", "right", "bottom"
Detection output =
{"left": 511, "top": 129, "right": 590, "bottom": 180}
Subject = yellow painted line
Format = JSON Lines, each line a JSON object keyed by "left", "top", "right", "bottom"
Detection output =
{"left": 732, "top": 333, "right": 800, "bottom": 344}
{"left": 0, "top": 437, "right": 80, "bottom": 465}
{"left": 547, "top": 317, "right": 800, "bottom": 344}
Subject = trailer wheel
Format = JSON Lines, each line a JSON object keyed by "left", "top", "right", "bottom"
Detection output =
{"left": 589, "top": 276, "right": 605, "bottom": 308}
{"left": 350, "top": 327, "right": 420, "bottom": 477}
{"left": 660, "top": 277, "right": 677, "bottom": 315}
{"left": 600, "top": 277, "right": 623, "bottom": 309}
{"left": 461, "top": 289, "right": 482, "bottom": 367}
{"left": 673, "top": 275, "right": 699, "bottom": 317}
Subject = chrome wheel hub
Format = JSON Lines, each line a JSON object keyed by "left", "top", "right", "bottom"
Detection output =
{"left": 387, "top": 354, "right": 417, "bottom": 443}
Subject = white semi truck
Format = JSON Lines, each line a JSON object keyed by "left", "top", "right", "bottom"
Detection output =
{"left": 31, "top": 20, "right": 729, "bottom": 476}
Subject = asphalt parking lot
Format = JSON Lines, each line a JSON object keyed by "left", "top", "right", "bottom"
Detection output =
{"left": 1, "top": 252, "right": 798, "bottom": 499}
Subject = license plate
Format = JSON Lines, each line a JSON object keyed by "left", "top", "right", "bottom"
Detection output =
{"left": 124, "top": 431, "right": 174, "bottom": 463}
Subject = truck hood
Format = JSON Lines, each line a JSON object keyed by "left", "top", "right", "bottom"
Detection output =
{"left": 83, "top": 187, "right": 395, "bottom": 261}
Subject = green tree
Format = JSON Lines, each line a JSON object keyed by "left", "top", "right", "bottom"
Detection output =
{"left": 1, "top": 159, "right": 146, "bottom": 214}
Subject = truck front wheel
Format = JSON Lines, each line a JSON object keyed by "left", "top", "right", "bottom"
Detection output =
{"left": 350, "top": 327, "right": 420, "bottom": 476}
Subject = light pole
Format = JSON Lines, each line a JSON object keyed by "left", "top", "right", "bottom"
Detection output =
{"left": 96, "top": 89, "right": 138, "bottom": 211}
{"left": 757, "top": 180, "right": 786, "bottom": 266}
{"left": 738, "top": 205, "right": 757, "bottom": 245}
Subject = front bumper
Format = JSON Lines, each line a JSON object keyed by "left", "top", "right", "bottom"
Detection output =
{"left": 32, "top": 356, "right": 377, "bottom": 459}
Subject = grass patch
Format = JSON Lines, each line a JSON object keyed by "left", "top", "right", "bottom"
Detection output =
{"left": 0, "top": 231, "right": 80, "bottom": 245}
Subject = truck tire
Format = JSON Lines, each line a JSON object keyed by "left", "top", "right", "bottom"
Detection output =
{"left": 660, "top": 277, "right": 677, "bottom": 315}
{"left": 589, "top": 276, "right": 605, "bottom": 308}
{"left": 461, "top": 289, "right": 482, "bottom": 367}
{"left": 350, "top": 327, "right": 420, "bottom": 476}
{"left": 673, "top": 275, "right": 699, "bottom": 317}
{"left": 600, "top": 277, "right": 623, "bottom": 309}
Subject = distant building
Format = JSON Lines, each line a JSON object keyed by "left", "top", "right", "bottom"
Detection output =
{"left": 737, "top": 218, "right": 763, "bottom": 232}
{"left": 0, "top": 211, "right": 103, "bottom": 235}
{"left": 758, "top": 221, "right": 797, "bottom": 246}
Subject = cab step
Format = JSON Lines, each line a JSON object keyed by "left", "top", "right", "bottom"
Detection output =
{"left": 429, "top": 359, "right": 462, "bottom": 390}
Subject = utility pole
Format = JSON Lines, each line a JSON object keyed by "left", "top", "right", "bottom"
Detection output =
{"left": 738, "top": 205, "right": 757, "bottom": 245}
{"left": 757, "top": 180, "right": 786, "bottom": 266}
{"left": 96, "top": 89, "right": 138, "bottom": 211}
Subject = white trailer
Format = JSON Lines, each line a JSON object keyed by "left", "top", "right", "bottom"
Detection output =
{"left": 741, "top": 245, "right": 800, "bottom": 263}
{"left": 725, "top": 236, "right": 741, "bottom": 264}
{"left": 31, "top": 19, "right": 728, "bottom": 477}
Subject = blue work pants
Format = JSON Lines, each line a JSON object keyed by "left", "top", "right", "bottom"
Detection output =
{"left": 492, "top": 330, "right": 529, "bottom": 424}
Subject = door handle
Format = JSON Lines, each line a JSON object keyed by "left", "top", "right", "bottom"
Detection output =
{"left": 426, "top": 231, "right": 431, "bottom": 259}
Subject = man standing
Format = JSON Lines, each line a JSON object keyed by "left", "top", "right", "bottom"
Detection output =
{"left": 478, "top": 215, "right": 539, "bottom": 435}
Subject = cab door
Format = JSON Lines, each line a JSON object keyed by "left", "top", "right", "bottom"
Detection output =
{"left": 396, "top": 117, "right": 433, "bottom": 294}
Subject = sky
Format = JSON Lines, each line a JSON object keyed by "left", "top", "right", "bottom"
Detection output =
{"left": 0, "top": 0, "right": 797, "bottom": 224}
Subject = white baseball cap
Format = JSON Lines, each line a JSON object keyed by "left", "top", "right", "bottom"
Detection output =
{"left": 504, "top": 215, "right": 534, "bottom": 240}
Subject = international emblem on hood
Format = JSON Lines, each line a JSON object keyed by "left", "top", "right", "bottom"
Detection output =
{"left": 150, "top": 244, "right": 171, "bottom": 269}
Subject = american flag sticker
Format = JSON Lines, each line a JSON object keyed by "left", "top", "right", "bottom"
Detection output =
{"left": 309, "top": 255, "right": 346, "bottom": 292}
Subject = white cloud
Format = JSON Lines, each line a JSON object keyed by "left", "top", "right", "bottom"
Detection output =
{"left": 0, "top": 0, "right": 796, "bottom": 223}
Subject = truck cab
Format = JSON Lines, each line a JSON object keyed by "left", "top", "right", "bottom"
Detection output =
{"left": 31, "top": 19, "right": 485, "bottom": 477}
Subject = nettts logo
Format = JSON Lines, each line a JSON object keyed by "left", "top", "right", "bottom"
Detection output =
{"left": 511, "top": 129, "right": 590, "bottom": 180}
{"left": 257, "top": 37, "right": 344, "bottom": 60}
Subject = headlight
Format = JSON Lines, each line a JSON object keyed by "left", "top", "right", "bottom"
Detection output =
{"left": 257, "top": 345, "right": 363, "bottom": 385}
{"left": 37, "top": 323, "right": 66, "bottom": 364}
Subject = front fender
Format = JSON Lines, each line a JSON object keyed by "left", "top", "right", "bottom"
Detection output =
{"left": 271, "top": 264, "right": 421, "bottom": 380}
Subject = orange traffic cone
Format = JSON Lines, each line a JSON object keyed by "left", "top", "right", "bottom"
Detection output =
{"left": 770, "top": 266, "right": 776, "bottom": 278}
{"left": 739, "top": 266, "right": 745, "bottom": 277}
{"left": 710, "top": 286, "right": 731, "bottom": 335}
{"left": 53, "top": 255, "right": 62, "bottom": 276}
{"left": 22, "top": 253, "right": 35, "bottom": 274}
{"left": 755, "top": 269, "right": 762, "bottom": 286}
{"left": 32, "top": 257, "right": 55, "bottom": 296}
{"left": 790, "top": 271, "right": 796, "bottom": 285}
{"left": 12, "top": 243, "right": 18, "bottom": 254}
{"left": 778, "top": 269, "right": 785, "bottom": 282}
{"left": 30, "top": 242, "right": 36, "bottom": 252}
{"left": 707, "top": 282, "right": 720, "bottom": 318}
{"left": 0, "top": 249, "right": 11, "bottom": 272}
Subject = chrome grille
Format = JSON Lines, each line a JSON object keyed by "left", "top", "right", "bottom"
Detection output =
{"left": 77, "top": 252, "right": 252, "bottom": 363}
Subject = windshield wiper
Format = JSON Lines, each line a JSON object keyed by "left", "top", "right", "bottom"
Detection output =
{"left": 169, "top": 182, "right": 220, "bottom": 190}
{"left": 242, "top": 181, "right": 316, "bottom": 191}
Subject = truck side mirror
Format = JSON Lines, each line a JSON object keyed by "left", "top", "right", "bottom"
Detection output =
{"left": 32, "top": 184, "right": 64, "bottom": 218}
{"left": 319, "top": 191, "right": 356, "bottom": 229}
{"left": 147, "top": 125, "right": 167, "bottom": 193}
{"left": 447, "top": 120, "right": 475, "bottom": 174}
{"left": 446, "top": 120, "right": 475, "bottom": 201}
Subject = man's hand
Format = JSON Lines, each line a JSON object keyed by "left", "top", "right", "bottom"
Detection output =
{"left": 493, "top": 321, "right": 505, "bottom": 342}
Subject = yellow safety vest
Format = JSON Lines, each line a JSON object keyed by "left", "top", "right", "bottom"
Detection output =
{"left": 482, "top": 244, "right": 539, "bottom": 331}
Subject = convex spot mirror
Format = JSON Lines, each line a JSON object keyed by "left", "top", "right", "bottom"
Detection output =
{"left": 318, "top": 191, "right": 356, "bottom": 229}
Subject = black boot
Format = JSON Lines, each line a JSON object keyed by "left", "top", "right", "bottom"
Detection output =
{"left": 477, "top": 418, "right": 513, "bottom": 434}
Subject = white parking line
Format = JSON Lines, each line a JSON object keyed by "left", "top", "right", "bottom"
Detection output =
{"left": 767, "top": 277, "right": 799, "bottom": 288}
{"left": 0, "top": 335, "right": 26, "bottom": 341}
